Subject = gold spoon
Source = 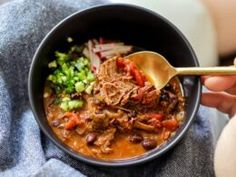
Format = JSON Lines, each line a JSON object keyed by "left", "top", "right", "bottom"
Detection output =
{"left": 125, "top": 51, "right": 236, "bottom": 90}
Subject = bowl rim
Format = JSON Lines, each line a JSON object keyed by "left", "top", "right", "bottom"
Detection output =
{"left": 28, "top": 3, "right": 201, "bottom": 167}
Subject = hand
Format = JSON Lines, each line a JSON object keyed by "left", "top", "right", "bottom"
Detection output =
{"left": 201, "top": 74, "right": 236, "bottom": 117}
{"left": 202, "top": 62, "right": 236, "bottom": 177}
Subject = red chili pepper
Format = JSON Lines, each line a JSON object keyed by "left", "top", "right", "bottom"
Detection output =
{"left": 63, "top": 112, "right": 80, "bottom": 130}
{"left": 132, "top": 68, "right": 145, "bottom": 86}
{"left": 162, "top": 119, "right": 179, "bottom": 131}
{"left": 129, "top": 61, "right": 146, "bottom": 86}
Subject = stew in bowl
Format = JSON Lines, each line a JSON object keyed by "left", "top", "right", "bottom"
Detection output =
{"left": 44, "top": 38, "right": 185, "bottom": 160}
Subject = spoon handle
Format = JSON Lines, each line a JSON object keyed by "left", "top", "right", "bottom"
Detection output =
{"left": 176, "top": 66, "right": 236, "bottom": 75}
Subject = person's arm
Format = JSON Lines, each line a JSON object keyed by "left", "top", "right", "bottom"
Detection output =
{"left": 200, "top": 0, "right": 236, "bottom": 55}
{"left": 201, "top": 63, "right": 236, "bottom": 177}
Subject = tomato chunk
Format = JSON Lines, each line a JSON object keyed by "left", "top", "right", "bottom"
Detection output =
{"left": 162, "top": 119, "right": 179, "bottom": 131}
{"left": 63, "top": 112, "right": 80, "bottom": 130}
{"left": 146, "top": 113, "right": 164, "bottom": 121}
{"left": 116, "top": 58, "right": 146, "bottom": 86}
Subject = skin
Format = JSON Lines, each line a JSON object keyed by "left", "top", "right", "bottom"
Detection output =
{"left": 199, "top": 1, "right": 236, "bottom": 174}
{"left": 201, "top": 59, "right": 236, "bottom": 177}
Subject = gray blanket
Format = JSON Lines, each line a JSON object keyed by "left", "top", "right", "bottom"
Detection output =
{"left": 0, "top": 0, "right": 215, "bottom": 176}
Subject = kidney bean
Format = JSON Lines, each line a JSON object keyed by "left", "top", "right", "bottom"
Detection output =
{"left": 86, "top": 133, "right": 97, "bottom": 145}
{"left": 142, "top": 139, "right": 157, "bottom": 150}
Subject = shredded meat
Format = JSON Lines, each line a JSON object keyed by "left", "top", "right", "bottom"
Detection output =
{"left": 134, "top": 121, "right": 156, "bottom": 132}
{"left": 94, "top": 128, "right": 116, "bottom": 154}
{"left": 93, "top": 58, "right": 160, "bottom": 111}
{"left": 91, "top": 113, "right": 109, "bottom": 131}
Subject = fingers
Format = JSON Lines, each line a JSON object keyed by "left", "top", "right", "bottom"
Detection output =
{"left": 225, "top": 86, "right": 236, "bottom": 95}
{"left": 202, "top": 76, "right": 236, "bottom": 94}
{"left": 201, "top": 92, "right": 236, "bottom": 117}
{"left": 201, "top": 69, "right": 236, "bottom": 116}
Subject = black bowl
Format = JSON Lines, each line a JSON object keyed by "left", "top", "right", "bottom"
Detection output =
{"left": 28, "top": 4, "right": 201, "bottom": 166}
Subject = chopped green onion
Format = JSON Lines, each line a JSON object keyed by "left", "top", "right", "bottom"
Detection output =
{"left": 60, "top": 101, "right": 69, "bottom": 111}
{"left": 83, "top": 79, "right": 88, "bottom": 84}
{"left": 47, "top": 43, "right": 96, "bottom": 111}
{"left": 60, "top": 99, "right": 83, "bottom": 111}
{"left": 85, "top": 83, "right": 94, "bottom": 94}
{"left": 77, "top": 71, "right": 86, "bottom": 81}
{"left": 62, "top": 97, "right": 70, "bottom": 102}
{"left": 67, "top": 37, "right": 73, "bottom": 43}
{"left": 65, "top": 85, "right": 74, "bottom": 93}
{"left": 83, "top": 59, "right": 89, "bottom": 66}
{"left": 61, "top": 75, "right": 67, "bottom": 82}
{"left": 48, "top": 60, "right": 57, "bottom": 68}
{"left": 47, "top": 75, "right": 56, "bottom": 83}
{"left": 74, "top": 76, "right": 79, "bottom": 81}
{"left": 55, "top": 51, "right": 68, "bottom": 62}
{"left": 87, "top": 71, "right": 95, "bottom": 82}
{"left": 68, "top": 66, "right": 74, "bottom": 77}
{"left": 68, "top": 100, "right": 83, "bottom": 110}
{"left": 75, "top": 82, "right": 85, "bottom": 93}
{"left": 75, "top": 60, "right": 85, "bottom": 70}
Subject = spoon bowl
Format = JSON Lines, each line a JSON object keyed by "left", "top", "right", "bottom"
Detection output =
{"left": 126, "top": 51, "right": 236, "bottom": 90}
{"left": 126, "top": 51, "right": 176, "bottom": 90}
